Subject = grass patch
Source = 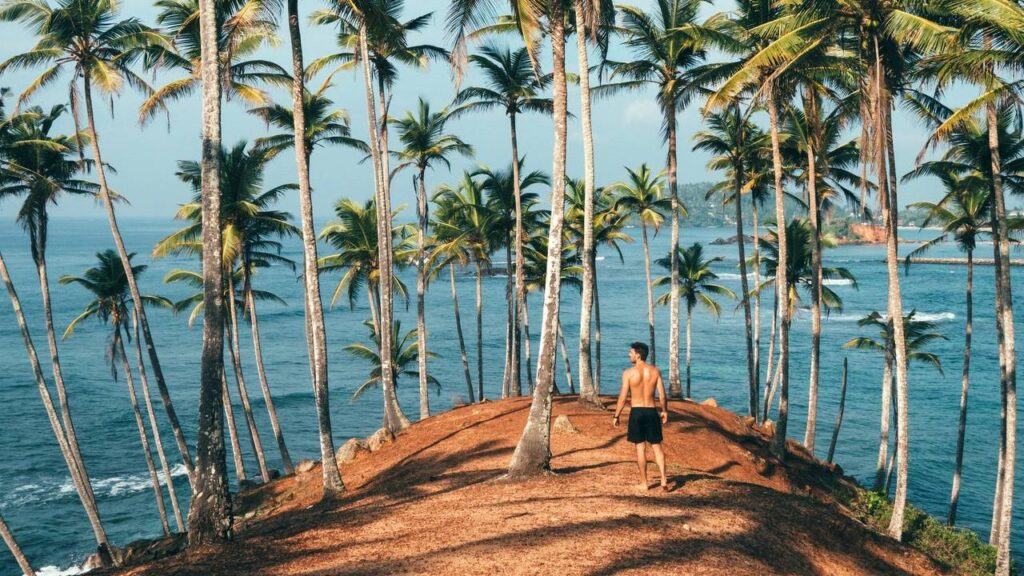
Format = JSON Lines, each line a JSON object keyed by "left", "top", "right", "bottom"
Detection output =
{"left": 839, "top": 488, "right": 1001, "bottom": 576}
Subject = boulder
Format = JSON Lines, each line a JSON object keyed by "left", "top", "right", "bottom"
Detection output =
{"left": 367, "top": 428, "right": 395, "bottom": 452}
{"left": 295, "top": 459, "right": 317, "bottom": 474}
{"left": 762, "top": 419, "right": 776, "bottom": 438}
{"left": 742, "top": 415, "right": 756, "bottom": 428}
{"left": 701, "top": 397, "right": 718, "bottom": 408}
{"left": 337, "top": 438, "right": 370, "bottom": 464}
{"left": 553, "top": 414, "right": 579, "bottom": 434}
{"left": 116, "top": 533, "right": 188, "bottom": 567}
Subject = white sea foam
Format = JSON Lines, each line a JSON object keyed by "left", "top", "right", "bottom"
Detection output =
{"left": 8, "top": 463, "right": 190, "bottom": 507}
{"left": 823, "top": 278, "right": 855, "bottom": 286}
{"left": 826, "top": 311, "right": 956, "bottom": 323}
{"left": 32, "top": 564, "right": 86, "bottom": 576}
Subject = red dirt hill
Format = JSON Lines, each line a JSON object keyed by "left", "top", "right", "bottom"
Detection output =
{"left": 108, "top": 397, "right": 948, "bottom": 576}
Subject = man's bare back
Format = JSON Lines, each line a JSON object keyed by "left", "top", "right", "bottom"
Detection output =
{"left": 613, "top": 342, "right": 669, "bottom": 491}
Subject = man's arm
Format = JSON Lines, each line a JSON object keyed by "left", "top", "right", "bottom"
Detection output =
{"left": 613, "top": 371, "right": 630, "bottom": 427}
{"left": 656, "top": 371, "right": 668, "bottom": 423}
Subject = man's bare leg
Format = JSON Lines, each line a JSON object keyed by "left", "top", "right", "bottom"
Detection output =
{"left": 651, "top": 443, "right": 668, "bottom": 489}
{"left": 635, "top": 442, "right": 649, "bottom": 490}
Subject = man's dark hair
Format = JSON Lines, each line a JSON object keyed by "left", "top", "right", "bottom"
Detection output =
{"left": 630, "top": 341, "right": 649, "bottom": 361}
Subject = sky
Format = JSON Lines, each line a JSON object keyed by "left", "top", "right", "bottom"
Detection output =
{"left": 0, "top": 0, "right": 982, "bottom": 222}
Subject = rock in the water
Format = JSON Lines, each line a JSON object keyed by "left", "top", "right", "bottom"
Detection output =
{"left": 337, "top": 437, "right": 370, "bottom": 463}
{"left": 295, "top": 459, "right": 317, "bottom": 474}
{"left": 553, "top": 414, "right": 579, "bottom": 434}
{"left": 367, "top": 428, "right": 395, "bottom": 452}
{"left": 269, "top": 468, "right": 282, "bottom": 480}
{"left": 239, "top": 478, "right": 261, "bottom": 491}
{"left": 701, "top": 397, "right": 718, "bottom": 407}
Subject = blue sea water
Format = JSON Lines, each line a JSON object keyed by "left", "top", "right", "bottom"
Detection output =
{"left": 0, "top": 217, "right": 1021, "bottom": 574}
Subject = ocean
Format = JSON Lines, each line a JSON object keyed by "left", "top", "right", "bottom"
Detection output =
{"left": 0, "top": 217, "right": 1021, "bottom": 574}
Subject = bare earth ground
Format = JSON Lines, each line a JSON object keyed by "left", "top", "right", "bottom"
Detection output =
{"left": 109, "top": 396, "right": 949, "bottom": 576}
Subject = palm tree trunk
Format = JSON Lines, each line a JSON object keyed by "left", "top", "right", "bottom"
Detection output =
{"left": 416, "top": 167, "right": 430, "bottom": 420}
{"left": 762, "top": 287, "right": 778, "bottom": 422}
{"left": 81, "top": 77, "right": 193, "bottom": 483}
{"left": 0, "top": 511, "right": 33, "bottom": 576}
{"left": 593, "top": 254, "right": 602, "bottom": 394}
{"left": 114, "top": 326, "right": 170, "bottom": 536}
{"left": 503, "top": 244, "right": 513, "bottom": 399}
{"left": 187, "top": 0, "right": 228, "bottom": 546}
{"left": 827, "top": 357, "right": 848, "bottom": 464}
{"left": 508, "top": 4, "right": 568, "bottom": 479}
{"left": 558, "top": 319, "right": 574, "bottom": 395}
{"left": 0, "top": 250, "right": 112, "bottom": 563}
{"left": 510, "top": 112, "right": 525, "bottom": 398}
{"left": 885, "top": 372, "right": 898, "bottom": 497}
{"left": 804, "top": 90, "right": 823, "bottom": 452}
{"left": 766, "top": 83, "right": 791, "bottom": 460}
{"left": 752, "top": 204, "right": 762, "bottom": 410}
{"left": 948, "top": 250, "right": 973, "bottom": 526}
{"left": 876, "top": 69, "right": 910, "bottom": 541}
{"left": 734, "top": 166, "right": 756, "bottom": 417}
{"left": 574, "top": 0, "right": 597, "bottom": 405}
{"left": 244, "top": 276, "right": 293, "bottom": 475}
{"left": 288, "top": 0, "right": 345, "bottom": 494}
{"left": 686, "top": 307, "right": 693, "bottom": 399}
{"left": 132, "top": 311, "right": 184, "bottom": 532}
{"left": 990, "top": 225, "right": 1007, "bottom": 547}
{"left": 450, "top": 265, "right": 474, "bottom": 402}
{"left": 360, "top": 23, "right": 408, "bottom": 434}
{"left": 475, "top": 260, "right": 485, "bottom": 401}
{"left": 987, "top": 90, "right": 1017, "bottom": 576}
{"left": 666, "top": 104, "right": 681, "bottom": 403}
{"left": 524, "top": 293, "right": 535, "bottom": 393}
{"left": 875, "top": 338, "right": 894, "bottom": 491}
{"left": 641, "top": 223, "right": 658, "bottom": 372}
{"left": 222, "top": 366, "right": 247, "bottom": 484}
{"left": 226, "top": 275, "right": 269, "bottom": 482}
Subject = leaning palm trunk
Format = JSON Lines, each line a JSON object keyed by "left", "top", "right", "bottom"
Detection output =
{"left": 502, "top": 244, "right": 514, "bottom": 399}
{"left": 524, "top": 294, "right": 535, "bottom": 392}
{"left": 0, "top": 511, "right": 33, "bottom": 576}
{"left": 510, "top": 112, "right": 525, "bottom": 397}
{"left": 243, "top": 276, "right": 293, "bottom": 475}
{"left": 476, "top": 261, "right": 485, "bottom": 401}
{"left": 226, "top": 275, "right": 269, "bottom": 482}
{"left": 641, "top": 223, "right": 658, "bottom": 373}
{"left": 81, "top": 78, "right": 193, "bottom": 482}
{"left": 593, "top": 256, "right": 603, "bottom": 393}
{"left": 450, "top": 265, "right": 474, "bottom": 402}
{"left": 416, "top": 169, "right": 430, "bottom": 418}
{"left": 666, "top": 106, "right": 681, "bottom": 401}
{"left": 762, "top": 286, "right": 778, "bottom": 422}
{"left": 558, "top": 319, "right": 574, "bottom": 394}
{"left": 575, "top": 0, "right": 597, "bottom": 405}
{"left": 0, "top": 250, "right": 112, "bottom": 563}
{"left": 875, "top": 338, "right": 894, "bottom": 491}
{"left": 132, "top": 312, "right": 184, "bottom": 532}
{"left": 288, "top": 0, "right": 345, "bottom": 494}
{"left": 734, "top": 168, "right": 756, "bottom": 417}
{"left": 766, "top": 83, "right": 791, "bottom": 459}
{"left": 360, "top": 23, "right": 408, "bottom": 434}
{"left": 990, "top": 223, "right": 1007, "bottom": 546}
{"left": 222, "top": 368, "right": 247, "bottom": 484}
{"left": 948, "top": 250, "right": 973, "bottom": 526}
{"left": 114, "top": 327, "right": 170, "bottom": 536}
{"left": 685, "top": 306, "right": 693, "bottom": 398}
{"left": 508, "top": 4, "right": 569, "bottom": 479}
{"left": 827, "top": 358, "right": 849, "bottom": 464}
{"left": 752, "top": 204, "right": 762, "bottom": 408}
{"left": 804, "top": 96, "right": 823, "bottom": 452}
{"left": 987, "top": 89, "right": 1017, "bottom": 576}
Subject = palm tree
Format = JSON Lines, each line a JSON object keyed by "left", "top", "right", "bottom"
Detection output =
{"left": 603, "top": 0, "right": 733, "bottom": 404}
{"left": 609, "top": 164, "right": 673, "bottom": 373}
{"left": 844, "top": 310, "right": 947, "bottom": 494}
{"left": 478, "top": 160, "right": 547, "bottom": 396}
{"left": 655, "top": 243, "right": 735, "bottom": 399}
{"left": 454, "top": 44, "right": 552, "bottom": 398}
{"left": 904, "top": 178, "right": 992, "bottom": 527}
{"left": 433, "top": 172, "right": 498, "bottom": 404}
{"left": 140, "top": 0, "right": 291, "bottom": 123}
{"left": 345, "top": 319, "right": 439, "bottom": 402}
{"left": 156, "top": 141, "right": 298, "bottom": 479}
{"left": 0, "top": 103, "right": 111, "bottom": 549}
{"left": 391, "top": 97, "right": 472, "bottom": 419}
{"left": 319, "top": 197, "right": 414, "bottom": 330}
{"left": 60, "top": 251, "right": 174, "bottom": 536}
{"left": 287, "top": 0, "right": 345, "bottom": 496}
{"left": 189, "top": 0, "right": 229, "bottom": 544}
{"left": 0, "top": 0, "right": 197, "bottom": 485}
{"left": 693, "top": 103, "right": 770, "bottom": 415}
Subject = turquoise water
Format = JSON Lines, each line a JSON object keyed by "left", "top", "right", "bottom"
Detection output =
{"left": 0, "top": 217, "right": 1021, "bottom": 574}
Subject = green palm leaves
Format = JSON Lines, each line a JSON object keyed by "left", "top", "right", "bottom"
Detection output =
{"left": 655, "top": 243, "right": 734, "bottom": 313}
{"left": 345, "top": 319, "right": 438, "bottom": 401}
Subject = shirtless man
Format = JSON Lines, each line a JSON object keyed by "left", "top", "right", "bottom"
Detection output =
{"left": 612, "top": 342, "right": 669, "bottom": 491}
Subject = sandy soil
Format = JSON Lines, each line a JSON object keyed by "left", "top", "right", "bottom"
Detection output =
{"left": 109, "top": 396, "right": 949, "bottom": 576}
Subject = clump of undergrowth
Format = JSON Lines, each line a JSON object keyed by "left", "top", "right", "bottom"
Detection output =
{"left": 841, "top": 488, "right": 1001, "bottom": 576}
